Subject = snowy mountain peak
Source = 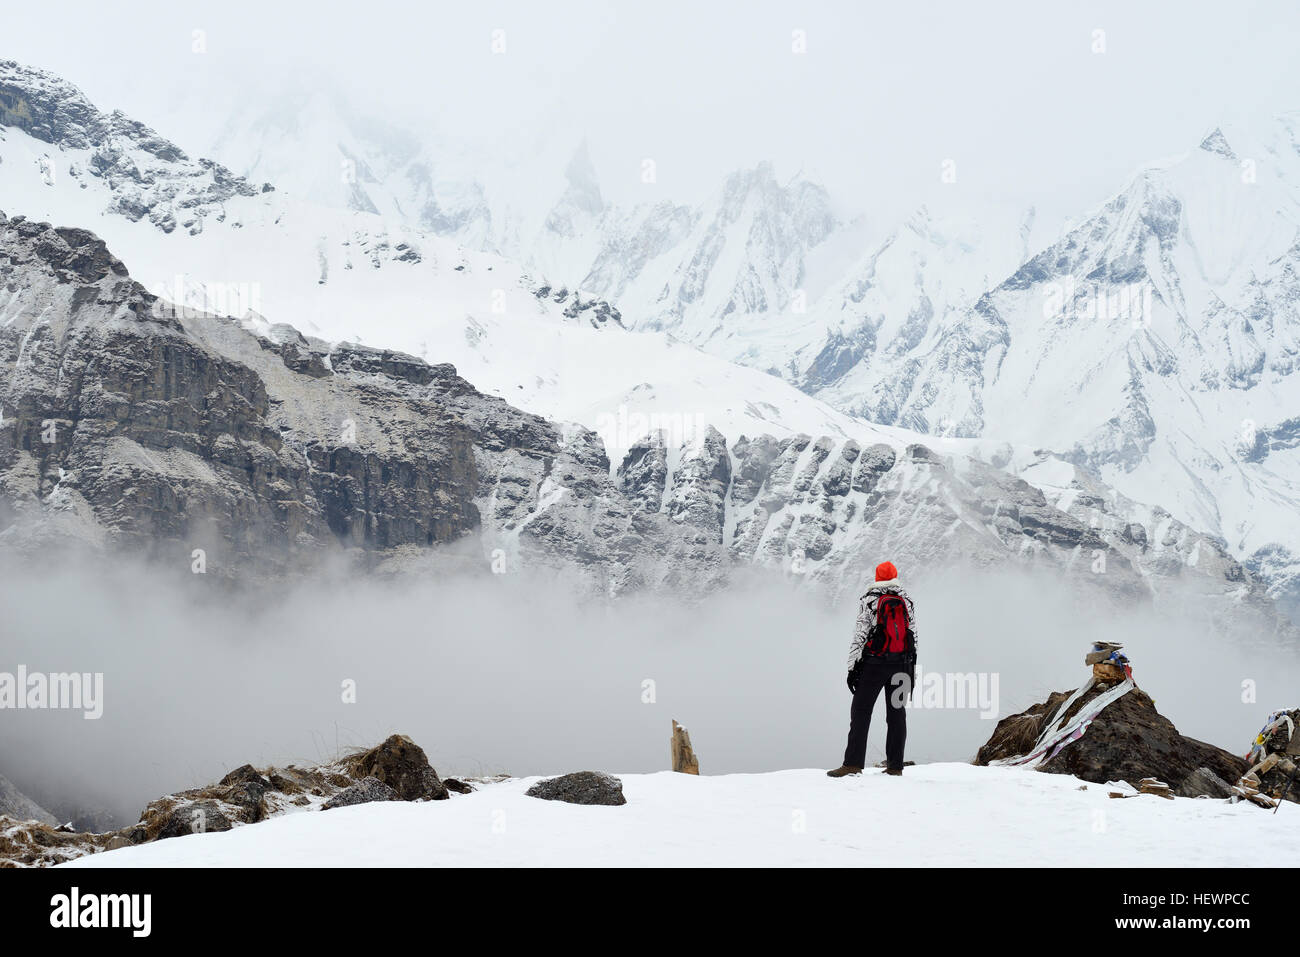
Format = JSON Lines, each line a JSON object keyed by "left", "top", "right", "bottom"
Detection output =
{"left": 1199, "top": 127, "right": 1238, "bottom": 160}
{"left": 0, "top": 58, "right": 267, "bottom": 235}
{"left": 3, "top": 57, "right": 1299, "bottom": 624}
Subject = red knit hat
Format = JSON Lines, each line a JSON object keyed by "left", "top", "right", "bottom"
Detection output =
{"left": 875, "top": 561, "right": 898, "bottom": 582}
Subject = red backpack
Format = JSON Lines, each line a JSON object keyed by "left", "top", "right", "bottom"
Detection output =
{"left": 866, "top": 593, "right": 912, "bottom": 656}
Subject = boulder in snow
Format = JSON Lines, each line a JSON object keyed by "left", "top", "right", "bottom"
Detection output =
{"left": 321, "top": 777, "right": 399, "bottom": 810}
{"left": 1175, "top": 767, "right": 1236, "bottom": 799}
{"left": 155, "top": 800, "right": 234, "bottom": 840}
{"left": 342, "top": 734, "right": 449, "bottom": 801}
{"left": 525, "top": 771, "right": 627, "bottom": 806}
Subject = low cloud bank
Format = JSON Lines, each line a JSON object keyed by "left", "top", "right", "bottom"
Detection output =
{"left": 0, "top": 555, "right": 1292, "bottom": 824}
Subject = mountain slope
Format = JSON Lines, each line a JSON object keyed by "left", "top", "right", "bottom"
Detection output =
{"left": 0, "top": 773, "right": 56, "bottom": 826}
{"left": 2, "top": 213, "right": 1285, "bottom": 627}
{"left": 240, "top": 102, "right": 1300, "bottom": 618}
{"left": 0, "top": 59, "right": 1290, "bottom": 625}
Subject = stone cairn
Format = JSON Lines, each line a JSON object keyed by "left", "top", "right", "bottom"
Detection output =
{"left": 1233, "top": 709, "right": 1300, "bottom": 809}
{"left": 1085, "top": 641, "right": 1130, "bottom": 687}
{"left": 1085, "top": 644, "right": 1170, "bottom": 798}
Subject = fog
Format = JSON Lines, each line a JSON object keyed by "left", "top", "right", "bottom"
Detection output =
{"left": 1, "top": 554, "right": 1293, "bottom": 825}
{"left": 5, "top": 1, "right": 1300, "bottom": 229}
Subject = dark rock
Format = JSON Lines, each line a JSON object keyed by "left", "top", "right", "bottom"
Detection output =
{"left": 525, "top": 771, "right": 627, "bottom": 806}
{"left": 1175, "top": 766, "right": 1236, "bottom": 799}
{"left": 219, "top": 763, "right": 270, "bottom": 788}
{"left": 278, "top": 340, "right": 332, "bottom": 378}
{"left": 343, "top": 734, "right": 449, "bottom": 801}
{"left": 1122, "top": 522, "right": 1149, "bottom": 547}
{"left": 224, "top": 780, "right": 270, "bottom": 824}
{"left": 155, "top": 800, "right": 232, "bottom": 840}
{"left": 443, "top": 778, "right": 473, "bottom": 794}
{"left": 321, "top": 777, "right": 399, "bottom": 810}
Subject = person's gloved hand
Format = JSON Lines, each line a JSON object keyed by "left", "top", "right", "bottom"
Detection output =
{"left": 846, "top": 669, "right": 858, "bottom": 694}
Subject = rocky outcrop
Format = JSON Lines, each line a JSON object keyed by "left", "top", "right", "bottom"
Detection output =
{"left": 976, "top": 684, "right": 1248, "bottom": 794}
{"left": 0, "top": 733, "right": 451, "bottom": 866}
{"left": 342, "top": 734, "right": 448, "bottom": 802}
{"left": 525, "top": 771, "right": 627, "bottom": 806}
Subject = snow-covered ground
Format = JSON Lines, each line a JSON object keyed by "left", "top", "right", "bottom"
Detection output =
{"left": 61, "top": 765, "right": 1300, "bottom": 868}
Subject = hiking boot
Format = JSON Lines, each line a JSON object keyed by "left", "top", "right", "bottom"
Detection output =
{"left": 882, "top": 768, "right": 903, "bottom": 776}
{"left": 826, "top": 765, "right": 863, "bottom": 778}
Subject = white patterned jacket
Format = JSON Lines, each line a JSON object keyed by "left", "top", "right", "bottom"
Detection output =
{"left": 846, "top": 579, "right": 917, "bottom": 670}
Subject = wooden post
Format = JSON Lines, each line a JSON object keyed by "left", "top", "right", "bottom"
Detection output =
{"left": 671, "top": 720, "right": 699, "bottom": 775}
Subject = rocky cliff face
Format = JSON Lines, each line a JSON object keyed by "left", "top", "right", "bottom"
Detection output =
{"left": 0, "top": 213, "right": 591, "bottom": 581}
{"left": 0, "top": 213, "right": 1289, "bottom": 629}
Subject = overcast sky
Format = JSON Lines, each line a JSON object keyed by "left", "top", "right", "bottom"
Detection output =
{"left": 8, "top": 0, "right": 1300, "bottom": 227}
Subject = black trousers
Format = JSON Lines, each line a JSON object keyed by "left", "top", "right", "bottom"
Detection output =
{"left": 842, "top": 657, "right": 909, "bottom": 770}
